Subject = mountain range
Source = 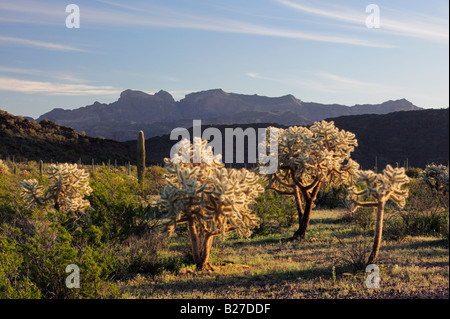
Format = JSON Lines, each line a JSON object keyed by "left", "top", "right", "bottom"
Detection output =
{"left": 35, "top": 89, "right": 422, "bottom": 141}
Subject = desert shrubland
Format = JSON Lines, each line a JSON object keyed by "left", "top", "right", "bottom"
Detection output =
{"left": 0, "top": 126, "right": 447, "bottom": 299}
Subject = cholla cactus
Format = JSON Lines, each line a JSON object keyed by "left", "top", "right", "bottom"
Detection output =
{"left": 260, "top": 120, "right": 359, "bottom": 239}
{"left": 347, "top": 165, "right": 410, "bottom": 264}
{"left": 20, "top": 163, "right": 92, "bottom": 214}
{"left": 0, "top": 159, "right": 9, "bottom": 175}
{"left": 419, "top": 164, "right": 449, "bottom": 193}
{"left": 159, "top": 137, "right": 264, "bottom": 270}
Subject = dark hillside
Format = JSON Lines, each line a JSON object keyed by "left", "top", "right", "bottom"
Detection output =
{"left": 327, "top": 108, "right": 449, "bottom": 169}
{"left": 126, "top": 109, "right": 449, "bottom": 170}
{"left": 0, "top": 109, "right": 133, "bottom": 165}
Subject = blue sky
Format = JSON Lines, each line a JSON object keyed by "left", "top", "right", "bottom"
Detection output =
{"left": 0, "top": 0, "right": 448, "bottom": 118}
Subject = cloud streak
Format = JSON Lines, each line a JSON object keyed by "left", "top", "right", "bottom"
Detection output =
{"left": 0, "top": 0, "right": 393, "bottom": 48}
{"left": 0, "top": 76, "right": 121, "bottom": 96}
{"left": 95, "top": 1, "right": 393, "bottom": 47}
{"left": 0, "top": 35, "right": 91, "bottom": 52}
{"left": 275, "top": 0, "right": 449, "bottom": 43}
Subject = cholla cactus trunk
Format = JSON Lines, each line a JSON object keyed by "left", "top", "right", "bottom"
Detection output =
{"left": 294, "top": 185, "right": 322, "bottom": 239}
{"left": 137, "top": 130, "right": 145, "bottom": 184}
{"left": 367, "top": 200, "right": 386, "bottom": 265}
{"left": 186, "top": 215, "right": 215, "bottom": 270}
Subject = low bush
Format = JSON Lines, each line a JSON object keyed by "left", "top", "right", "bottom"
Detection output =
{"left": 253, "top": 190, "right": 297, "bottom": 235}
{"left": 385, "top": 178, "right": 449, "bottom": 240}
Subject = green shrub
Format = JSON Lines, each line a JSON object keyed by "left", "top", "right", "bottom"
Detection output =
{"left": 315, "top": 184, "right": 349, "bottom": 209}
{"left": 253, "top": 190, "right": 297, "bottom": 234}
{"left": 385, "top": 179, "right": 449, "bottom": 240}
{"left": 0, "top": 230, "right": 41, "bottom": 299}
{"left": 342, "top": 207, "right": 375, "bottom": 232}
{"left": 88, "top": 166, "right": 162, "bottom": 242}
{"left": 18, "top": 221, "right": 119, "bottom": 298}
{"left": 405, "top": 167, "right": 422, "bottom": 179}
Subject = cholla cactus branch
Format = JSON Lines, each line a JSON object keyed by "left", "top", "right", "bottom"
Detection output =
{"left": 20, "top": 163, "right": 92, "bottom": 214}
{"left": 20, "top": 179, "right": 45, "bottom": 209}
{"left": 347, "top": 165, "right": 410, "bottom": 264}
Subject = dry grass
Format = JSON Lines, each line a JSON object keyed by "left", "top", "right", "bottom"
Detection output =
{"left": 116, "top": 209, "right": 449, "bottom": 299}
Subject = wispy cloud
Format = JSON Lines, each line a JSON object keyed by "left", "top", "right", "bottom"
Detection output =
{"left": 0, "top": 0, "right": 393, "bottom": 48}
{"left": 0, "top": 35, "right": 91, "bottom": 53}
{"left": 0, "top": 76, "right": 121, "bottom": 96}
{"left": 90, "top": 1, "right": 393, "bottom": 48}
{"left": 275, "top": 0, "right": 449, "bottom": 43}
{"left": 316, "top": 72, "right": 393, "bottom": 94}
{"left": 0, "top": 66, "right": 86, "bottom": 83}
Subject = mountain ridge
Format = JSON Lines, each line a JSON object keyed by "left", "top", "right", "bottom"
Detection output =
{"left": 35, "top": 89, "right": 423, "bottom": 141}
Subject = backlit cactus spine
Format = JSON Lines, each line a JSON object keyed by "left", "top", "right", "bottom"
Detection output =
{"left": 137, "top": 130, "right": 145, "bottom": 184}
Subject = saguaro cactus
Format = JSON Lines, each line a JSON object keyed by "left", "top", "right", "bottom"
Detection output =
{"left": 347, "top": 165, "right": 410, "bottom": 264}
{"left": 159, "top": 137, "right": 264, "bottom": 270}
{"left": 137, "top": 130, "right": 146, "bottom": 184}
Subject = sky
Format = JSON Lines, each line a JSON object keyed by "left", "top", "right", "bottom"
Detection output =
{"left": 0, "top": 0, "right": 448, "bottom": 119}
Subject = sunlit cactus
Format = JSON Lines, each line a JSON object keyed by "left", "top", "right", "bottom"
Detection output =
{"left": 159, "top": 137, "right": 264, "bottom": 270}
{"left": 347, "top": 165, "right": 410, "bottom": 264}
{"left": 0, "top": 159, "right": 9, "bottom": 175}
{"left": 259, "top": 120, "right": 360, "bottom": 239}
{"left": 419, "top": 164, "right": 449, "bottom": 193}
{"left": 20, "top": 163, "right": 92, "bottom": 214}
